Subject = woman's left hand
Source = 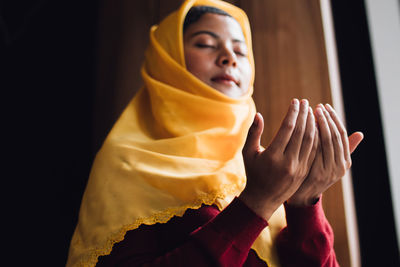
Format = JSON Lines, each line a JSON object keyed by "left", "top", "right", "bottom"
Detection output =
{"left": 287, "top": 104, "right": 364, "bottom": 206}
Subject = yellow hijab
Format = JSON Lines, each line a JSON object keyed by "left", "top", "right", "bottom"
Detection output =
{"left": 66, "top": 1, "right": 286, "bottom": 266}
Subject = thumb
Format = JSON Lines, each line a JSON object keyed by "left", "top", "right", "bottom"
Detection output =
{"left": 349, "top": 131, "right": 364, "bottom": 154}
{"left": 243, "top": 112, "right": 264, "bottom": 156}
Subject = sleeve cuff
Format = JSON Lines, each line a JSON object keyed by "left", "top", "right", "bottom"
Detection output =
{"left": 284, "top": 197, "right": 331, "bottom": 238}
{"left": 191, "top": 197, "right": 268, "bottom": 253}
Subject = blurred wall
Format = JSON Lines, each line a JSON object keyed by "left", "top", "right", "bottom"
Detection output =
{"left": 330, "top": 0, "right": 400, "bottom": 266}
{"left": 364, "top": 0, "right": 400, "bottom": 251}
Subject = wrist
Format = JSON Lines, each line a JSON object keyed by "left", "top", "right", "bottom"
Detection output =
{"left": 238, "top": 189, "right": 279, "bottom": 221}
{"left": 287, "top": 194, "right": 321, "bottom": 207}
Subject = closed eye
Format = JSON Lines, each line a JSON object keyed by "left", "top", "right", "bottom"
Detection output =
{"left": 195, "top": 44, "right": 216, "bottom": 48}
{"left": 235, "top": 51, "right": 247, "bottom": 57}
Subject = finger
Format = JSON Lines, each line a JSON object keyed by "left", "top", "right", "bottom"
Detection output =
{"left": 315, "top": 105, "right": 334, "bottom": 167}
{"left": 322, "top": 105, "right": 344, "bottom": 165}
{"left": 299, "top": 106, "right": 316, "bottom": 162}
{"left": 325, "top": 103, "right": 350, "bottom": 163}
{"left": 269, "top": 99, "right": 300, "bottom": 153}
{"left": 284, "top": 99, "right": 309, "bottom": 156}
{"left": 243, "top": 112, "right": 264, "bottom": 157}
{"left": 306, "top": 125, "right": 319, "bottom": 170}
{"left": 349, "top": 132, "right": 364, "bottom": 153}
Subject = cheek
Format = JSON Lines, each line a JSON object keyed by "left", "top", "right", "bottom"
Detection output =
{"left": 185, "top": 50, "right": 212, "bottom": 78}
{"left": 240, "top": 60, "right": 252, "bottom": 88}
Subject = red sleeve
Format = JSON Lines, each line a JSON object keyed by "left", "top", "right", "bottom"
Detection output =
{"left": 190, "top": 197, "right": 268, "bottom": 267}
{"left": 276, "top": 198, "right": 340, "bottom": 267}
{"left": 96, "top": 197, "right": 269, "bottom": 267}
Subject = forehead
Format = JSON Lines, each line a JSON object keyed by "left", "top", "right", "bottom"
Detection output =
{"left": 184, "top": 13, "right": 245, "bottom": 41}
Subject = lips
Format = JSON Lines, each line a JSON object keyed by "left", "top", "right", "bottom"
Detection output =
{"left": 211, "top": 74, "right": 239, "bottom": 86}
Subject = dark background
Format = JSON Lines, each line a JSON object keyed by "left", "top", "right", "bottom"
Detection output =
{"left": 2, "top": 1, "right": 98, "bottom": 265}
{"left": 331, "top": 1, "right": 400, "bottom": 266}
{"left": 1, "top": 0, "right": 399, "bottom": 266}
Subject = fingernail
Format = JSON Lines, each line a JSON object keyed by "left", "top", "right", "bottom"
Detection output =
{"left": 325, "top": 103, "right": 333, "bottom": 111}
{"left": 292, "top": 98, "right": 299, "bottom": 106}
{"left": 301, "top": 99, "right": 309, "bottom": 106}
{"left": 316, "top": 107, "right": 323, "bottom": 116}
{"left": 252, "top": 113, "right": 259, "bottom": 127}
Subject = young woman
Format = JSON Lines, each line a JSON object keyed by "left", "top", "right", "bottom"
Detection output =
{"left": 66, "top": 1, "right": 364, "bottom": 266}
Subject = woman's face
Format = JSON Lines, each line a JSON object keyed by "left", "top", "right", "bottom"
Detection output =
{"left": 184, "top": 13, "right": 252, "bottom": 98}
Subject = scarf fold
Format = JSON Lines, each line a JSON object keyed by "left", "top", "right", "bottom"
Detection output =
{"left": 66, "top": 1, "right": 286, "bottom": 266}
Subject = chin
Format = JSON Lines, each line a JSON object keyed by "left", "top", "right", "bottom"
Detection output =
{"left": 215, "top": 85, "right": 245, "bottom": 98}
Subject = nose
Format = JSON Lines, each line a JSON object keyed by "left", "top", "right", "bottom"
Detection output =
{"left": 216, "top": 46, "right": 237, "bottom": 68}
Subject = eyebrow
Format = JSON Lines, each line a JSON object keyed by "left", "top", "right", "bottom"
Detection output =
{"left": 190, "top": 30, "right": 245, "bottom": 44}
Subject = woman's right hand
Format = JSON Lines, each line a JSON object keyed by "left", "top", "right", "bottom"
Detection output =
{"left": 239, "top": 99, "right": 318, "bottom": 221}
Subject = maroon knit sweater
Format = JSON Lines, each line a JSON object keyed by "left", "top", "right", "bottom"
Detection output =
{"left": 96, "top": 197, "right": 339, "bottom": 267}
